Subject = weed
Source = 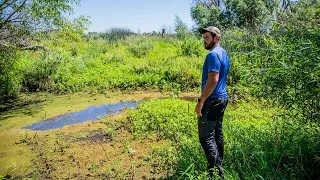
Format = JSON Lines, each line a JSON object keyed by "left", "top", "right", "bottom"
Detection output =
{"left": 20, "top": 131, "right": 32, "bottom": 144}
{"left": 106, "top": 128, "right": 116, "bottom": 141}
{"left": 128, "top": 98, "right": 320, "bottom": 179}
{"left": 88, "top": 160, "right": 96, "bottom": 173}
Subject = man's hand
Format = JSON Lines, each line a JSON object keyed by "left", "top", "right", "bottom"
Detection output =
{"left": 195, "top": 102, "right": 204, "bottom": 117}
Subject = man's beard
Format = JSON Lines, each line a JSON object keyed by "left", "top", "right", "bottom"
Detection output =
{"left": 204, "top": 40, "right": 215, "bottom": 50}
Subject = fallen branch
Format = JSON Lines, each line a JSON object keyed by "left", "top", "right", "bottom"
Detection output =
{"left": 21, "top": 45, "right": 48, "bottom": 51}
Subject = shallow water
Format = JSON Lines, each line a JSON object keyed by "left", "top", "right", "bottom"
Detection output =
{"left": 25, "top": 101, "right": 138, "bottom": 131}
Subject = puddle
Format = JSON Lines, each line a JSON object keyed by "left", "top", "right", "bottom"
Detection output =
{"left": 25, "top": 101, "right": 139, "bottom": 131}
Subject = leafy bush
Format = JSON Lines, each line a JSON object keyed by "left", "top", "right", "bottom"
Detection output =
{"left": 126, "top": 36, "right": 154, "bottom": 58}
{"left": 221, "top": 26, "right": 320, "bottom": 124}
{"left": 263, "top": 26, "right": 320, "bottom": 123}
{"left": 128, "top": 98, "right": 196, "bottom": 141}
{"left": 0, "top": 47, "right": 22, "bottom": 101}
{"left": 22, "top": 50, "right": 63, "bottom": 92}
{"left": 179, "top": 35, "right": 204, "bottom": 57}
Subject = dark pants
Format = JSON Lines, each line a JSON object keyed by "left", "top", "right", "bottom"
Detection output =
{"left": 198, "top": 98, "right": 228, "bottom": 176}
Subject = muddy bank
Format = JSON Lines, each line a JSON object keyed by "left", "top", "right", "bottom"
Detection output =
{"left": 0, "top": 91, "right": 197, "bottom": 178}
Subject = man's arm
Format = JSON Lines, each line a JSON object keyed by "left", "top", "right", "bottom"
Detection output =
{"left": 195, "top": 71, "right": 219, "bottom": 117}
{"left": 200, "top": 71, "right": 219, "bottom": 101}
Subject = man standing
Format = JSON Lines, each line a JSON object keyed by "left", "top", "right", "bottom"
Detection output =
{"left": 195, "top": 26, "right": 230, "bottom": 178}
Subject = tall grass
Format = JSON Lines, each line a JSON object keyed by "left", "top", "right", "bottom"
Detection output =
{"left": 221, "top": 26, "right": 320, "bottom": 124}
{"left": 18, "top": 35, "right": 205, "bottom": 93}
{"left": 0, "top": 47, "right": 23, "bottom": 101}
{"left": 128, "top": 98, "right": 320, "bottom": 179}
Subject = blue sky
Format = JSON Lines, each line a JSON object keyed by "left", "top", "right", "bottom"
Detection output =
{"left": 71, "top": 0, "right": 195, "bottom": 33}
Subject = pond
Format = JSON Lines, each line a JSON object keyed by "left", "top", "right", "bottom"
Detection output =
{"left": 24, "top": 101, "right": 139, "bottom": 131}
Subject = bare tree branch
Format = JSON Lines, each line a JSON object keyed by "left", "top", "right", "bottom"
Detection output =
{"left": 21, "top": 45, "right": 48, "bottom": 51}
{"left": 0, "top": 0, "right": 15, "bottom": 11}
{"left": 0, "top": 0, "right": 11, "bottom": 10}
{"left": 0, "top": 0, "right": 27, "bottom": 29}
{"left": 282, "top": 0, "right": 290, "bottom": 10}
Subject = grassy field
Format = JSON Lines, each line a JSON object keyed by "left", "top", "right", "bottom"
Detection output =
{"left": 0, "top": 33, "right": 319, "bottom": 179}
{"left": 18, "top": 35, "right": 204, "bottom": 94}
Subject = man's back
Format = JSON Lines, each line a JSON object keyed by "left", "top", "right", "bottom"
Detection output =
{"left": 201, "top": 46, "right": 230, "bottom": 98}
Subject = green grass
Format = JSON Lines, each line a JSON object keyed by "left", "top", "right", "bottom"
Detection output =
{"left": 3, "top": 28, "right": 318, "bottom": 128}
{"left": 128, "top": 98, "right": 320, "bottom": 179}
{"left": 18, "top": 35, "right": 205, "bottom": 94}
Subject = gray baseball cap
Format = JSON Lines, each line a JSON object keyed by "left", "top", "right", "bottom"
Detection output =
{"left": 199, "top": 26, "right": 221, "bottom": 36}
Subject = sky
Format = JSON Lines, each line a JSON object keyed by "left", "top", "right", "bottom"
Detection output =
{"left": 71, "top": 0, "right": 195, "bottom": 33}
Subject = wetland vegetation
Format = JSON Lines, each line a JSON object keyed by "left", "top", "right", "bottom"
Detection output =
{"left": 0, "top": 0, "right": 319, "bottom": 179}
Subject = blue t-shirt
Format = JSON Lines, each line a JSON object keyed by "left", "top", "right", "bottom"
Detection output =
{"left": 201, "top": 46, "right": 230, "bottom": 98}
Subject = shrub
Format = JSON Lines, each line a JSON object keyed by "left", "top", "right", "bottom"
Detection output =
{"left": 126, "top": 36, "right": 154, "bottom": 58}
{"left": 22, "top": 50, "right": 63, "bottom": 92}
{"left": 179, "top": 35, "right": 204, "bottom": 57}
{"left": 0, "top": 47, "right": 22, "bottom": 101}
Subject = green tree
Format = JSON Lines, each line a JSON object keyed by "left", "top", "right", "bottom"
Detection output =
{"left": 174, "top": 15, "right": 188, "bottom": 39}
{"left": 191, "top": 0, "right": 277, "bottom": 30}
{"left": 225, "top": 0, "right": 273, "bottom": 29}
{"left": 277, "top": 0, "right": 320, "bottom": 29}
{"left": 0, "top": 0, "right": 84, "bottom": 46}
{"left": 191, "top": 1, "right": 222, "bottom": 29}
{"left": 0, "top": 0, "right": 87, "bottom": 101}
